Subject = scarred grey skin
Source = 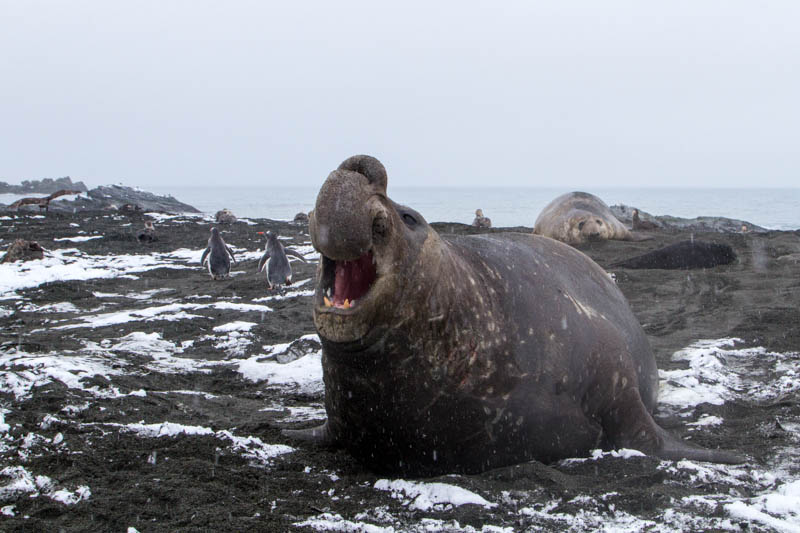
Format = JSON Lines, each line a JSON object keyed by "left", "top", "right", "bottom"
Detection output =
{"left": 285, "top": 155, "right": 743, "bottom": 475}
{"left": 534, "top": 191, "right": 635, "bottom": 245}
{"left": 258, "top": 231, "right": 307, "bottom": 289}
{"left": 200, "top": 227, "right": 236, "bottom": 280}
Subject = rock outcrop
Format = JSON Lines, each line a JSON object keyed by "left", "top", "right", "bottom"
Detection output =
{"left": 611, "top": 204, "right": 765, "bottom": 233}
{"left": 1, "top": 184, "right": 200, "bottom": 214}
{"left": 0, "top": 176, "right": 88, "bottom": 194}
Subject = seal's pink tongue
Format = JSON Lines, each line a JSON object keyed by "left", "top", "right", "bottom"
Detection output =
{"left": 333, "top": 252, "right": 376, "bottom": 307}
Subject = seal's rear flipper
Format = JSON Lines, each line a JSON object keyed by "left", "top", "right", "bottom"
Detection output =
{"left": 604, "top": 388, "right": 745, "bottom": 465}
{"left": 652, "top": 425, "right": 745, "bottom": 464}
{"left": 282, "top": 422, "right": 337, "bottom": 446}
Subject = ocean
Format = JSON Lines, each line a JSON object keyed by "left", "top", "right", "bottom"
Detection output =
{"left": 148, "top": 186, "right": 800, "bottom": 231}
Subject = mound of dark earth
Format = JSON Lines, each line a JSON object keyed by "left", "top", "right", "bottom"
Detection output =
{"left": 1, "top": 210, "right": 799, "bottom": 531}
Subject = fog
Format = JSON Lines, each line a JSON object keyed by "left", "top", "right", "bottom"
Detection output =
{"left": 1, "top": 1, "right": 798, "bottom": 188}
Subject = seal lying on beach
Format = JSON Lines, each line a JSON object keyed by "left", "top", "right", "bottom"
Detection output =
{"left": 1, "top": 239, "right": 45, "bottom": 263}
{"left": 9, "top": 189, "right": 82, "bottom": 212}
{"left": 257, "top": 231, "right": 307, "bottom": 289}
{"left": 284, "top": 155, "right": 742, "bottom": 475}
{"left": 137, "top": 221, "right": 157, "bottom": 243}
{"left": 215, "top": 208, "right": 237, "bottom": 224}
{"left": 472, "top": 209, "right": 492, "bottom": 228}
{"left": 614, "top": 240, "right": 737, "bottom": 270}
{"left": 534, "top": 191, "right": 636, "bottom": 245}
{"left": 632, "top": 208, "right": 660, "bottom": 231}
{"left": 201, "top": 227, "right": 236, "bottom": 280}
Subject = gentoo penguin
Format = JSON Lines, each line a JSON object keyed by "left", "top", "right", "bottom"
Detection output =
{"left": 200, "top": 227, "right": 236, "bottom": 280}
{"left": 257, "top": 231, "right": 307, "bottom": 289}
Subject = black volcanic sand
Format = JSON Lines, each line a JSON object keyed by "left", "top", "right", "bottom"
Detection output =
{"left": 1, "top": 210, "right": 800, "bottom": 532}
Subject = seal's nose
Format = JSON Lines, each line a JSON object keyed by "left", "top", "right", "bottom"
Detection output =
{"left": 310, "top": 169, "right": 374, "bottom": 260}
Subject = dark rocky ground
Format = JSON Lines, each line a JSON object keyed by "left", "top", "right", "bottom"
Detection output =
{"left": 1, "top": 180, "right": 199, "bottom": 214}
{"left": 1, "top": 210, "right": 799, "bottom": 532}
{"left": 0, "top": 177, "right": 88, "bottom": 195}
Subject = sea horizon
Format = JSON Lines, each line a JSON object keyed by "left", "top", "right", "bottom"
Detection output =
{"left": 148, "top": 185, "right": 800, "bottom": 231}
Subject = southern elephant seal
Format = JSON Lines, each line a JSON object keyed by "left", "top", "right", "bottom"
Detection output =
{"left": 215, "top": 208, "right": 237, "bottom": 224}
{"left": 137, "top": 220, "right": 157, "bottom": 243}
{"left": 200, "top": 227, "right": 236, "bottom": 280}
{"left": 632, "top": 208, "right": 660, "bottom": 231}
{"left": 472, "top": 209, "right": 492, "bottom": 228}
{"left": 1, "top": 239, "right": 45, "bottom": 263}
{"left": 285, "top": 155, "right": 742, "bottom": 475}
{"left": 534, "top": 191, "right": 635, "bottom": 245}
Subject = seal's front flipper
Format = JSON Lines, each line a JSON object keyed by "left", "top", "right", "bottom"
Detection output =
{"left": 282, "top": 422, "right": 337, "bottom": 447}
{"left": 603, "top": 387, "right": 745, "bottom": 465}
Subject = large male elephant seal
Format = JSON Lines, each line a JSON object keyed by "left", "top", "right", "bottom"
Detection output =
{"left": 285, "top": 156, "right": 742, "bottom": 475}
{"left": 534, "top": 191, "right": 635, "bottom": 245}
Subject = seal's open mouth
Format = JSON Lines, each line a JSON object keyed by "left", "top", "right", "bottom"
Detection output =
{"left": 320, "top": 251, "right": 377, "bottom": 310}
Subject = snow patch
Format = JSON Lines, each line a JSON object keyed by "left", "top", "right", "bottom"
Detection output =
{"left": 19, "top": 301, "right": 80, "bottom": 313}
{"left": 0, "top": 349, "right": 125, "bottom": 399}
{"left": 374, "top": 479, "right": 496, "bottom": 511}
{"left": 560, "top": 448, "right": 646, "bottom": 465}
{"left": 237, "top": 335, "right": 322, "bottom": 393}
{"left": 53, "top": 235, "right": 103, "bottom": 242}
{"left": 0, "top": 466, "right": 90, "bottom": 505}
{"left": 214, "top": 321, "right": 257, "bottom": 333}
{"left": 660, "top": 338, "right": 800, "bottom": 414}
{"left": 95, "top": 422, "right": 294, "bottom": 466}
{"left": 85, "top": 332, "right": 221, "bottom": 374}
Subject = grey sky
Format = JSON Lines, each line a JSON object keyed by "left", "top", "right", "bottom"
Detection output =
{"left": 1, "top": 1, "right": 798, "bottom": 188}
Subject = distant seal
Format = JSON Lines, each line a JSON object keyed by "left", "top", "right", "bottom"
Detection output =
{"left": 534, "top": 192, "right": 635, "bottom": 245}
{"left": 137, "top": 221, "right": 157, "bottom": 243}
{"left": 9, "top": 190, "right": 82, "bottom": 212}
{"left": 215, "top": 209, "right": 237, "bottom": 224}
{"left": 284, "top": 155, "right": 742, "bottom": 475}
{"left": 613, "top": 240, "right": 737, "bottom": 270}
{"left": 1, "top": 239, "right": 45, "bottom": 263}
{"left": 472, "top": 209, "right": 492, "bottom": 228}
{"left": 200, "top": 227, "right": 236, "bottom": 280}
{"left": 257, "top": 231, "right": 307, "bottom": 289}
{"left": 120, "top": 203, "right": 143, "bottom": 215}
{"left": 293, "top": 212, "right": 309, "bottom": 223}
{"left": 632, "top": 209, "right": 659, "bottom": 231}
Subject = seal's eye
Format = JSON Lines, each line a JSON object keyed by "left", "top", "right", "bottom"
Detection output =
{"left": 402, "top": 213, "right": 417, "bottom": 227}
{"left": 578, "top": 221, "right": 585, "bottom": 230}
{"left": 596, "top": 220, "right": 603, "bottom": 225}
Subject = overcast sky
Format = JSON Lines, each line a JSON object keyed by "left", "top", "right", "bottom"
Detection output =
{"left": 1, "top": 1, "right": 798, "bottom": 188}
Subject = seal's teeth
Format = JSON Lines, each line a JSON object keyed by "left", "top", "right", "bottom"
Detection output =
{"left": 323, "top": 296, "right": 333, "bottom": 307}
{"left": 343, "top": 299, "right": 351, "bottom": 309}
